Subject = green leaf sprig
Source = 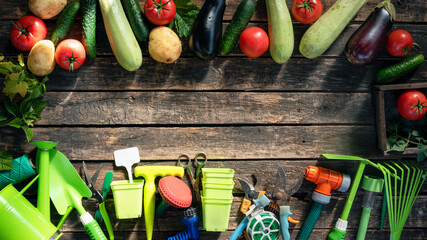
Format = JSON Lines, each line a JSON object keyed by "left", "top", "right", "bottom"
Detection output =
{"left": 168, "top": 0, "right": 200, "bottom": 38}
{"left": 0, "top": 150, "right": 13, "bottom": 171}
{"left": 386, "top": 115, "right": 427, "bottom": 162}
{"left": 0, "top": 54, "right": 49, "bottom": 142}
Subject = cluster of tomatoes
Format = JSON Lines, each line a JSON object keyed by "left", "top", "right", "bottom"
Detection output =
{"left": 384, "top": 30, "right": 424, "bottom": 121}
{"left": 10, "top": 15, "right": 86, "bottom": 71}
{"left": 239, "top": 0, "right": 322, "bottom": 59}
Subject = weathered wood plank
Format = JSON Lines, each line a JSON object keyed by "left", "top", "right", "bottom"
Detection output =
{"left": 1, "top": 22, "right": 426, "bottom": 58}
{"left": 0, "top": 125, "right": 379, "bottom": 160}
{"left": 38, "top": 92, "right": 374, "bottom": 125}
{"left": 0, "top": 0, "right": 425, "bottom": 22}
{"left": 33, "top": 57, "right": 425, "bottom": 92}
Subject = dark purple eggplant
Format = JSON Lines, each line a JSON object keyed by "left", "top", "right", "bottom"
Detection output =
{"left": 345, "top": 6, "right": 394, "bottom": 66}
{"left": 189, "top": 0, "right": 226, "bottom": 61}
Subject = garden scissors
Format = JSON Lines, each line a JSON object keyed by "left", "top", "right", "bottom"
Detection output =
{"left": 177, "top": 152, "right": 208, "bottom": 204}
{"left": 82, "top": 162, "right": 114, "bottom": 239}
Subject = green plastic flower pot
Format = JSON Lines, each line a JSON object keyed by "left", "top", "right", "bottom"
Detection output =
{"left": 202, "top": 176, "right": 234, "bottom": 184}
{"left": 201, "top": 194, "right": 233, "bottom": 232}
{"left": 202, "top": 182, "right": 234, "bottom": 198}
{"left": 0, "top": 180, "right": 62, "bottom": 240}
{"left": 111, "top": 179, "right": 144, "bottom": 219}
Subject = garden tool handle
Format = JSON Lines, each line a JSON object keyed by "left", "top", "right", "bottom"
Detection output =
{"left": 356, "top": 208, "right": 371, "bottom": 240}
{"left": 229, "top": 216, "right": 249, "bottom": 240}
{"left": 239, "top": 191, "right": 265, "bottom": 214}
{"left": 37, "top": 149, "right": 50, "bottom": 220}
{"left": 99, "top": 202, "right": 114, "bottom": 240}
{"left": 296, "top": 201, "right": 324, "bottom": 240}
{"left": 81, "top": 212, "right": 107, "bottom": 240}
{"left": 280, "top": 206, "right": 292, "bottom": 240}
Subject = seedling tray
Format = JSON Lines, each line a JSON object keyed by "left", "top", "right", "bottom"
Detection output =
{"left": 375, "top": 82, "right": 427, "bottom": 155}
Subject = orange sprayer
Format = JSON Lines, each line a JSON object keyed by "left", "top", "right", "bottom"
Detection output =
{"left": 296, "top": 166, "right": 351, "bottom": 240}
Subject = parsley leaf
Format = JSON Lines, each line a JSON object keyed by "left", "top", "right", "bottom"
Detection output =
{"left": 0, "top": 150, "right": 13, "bottom": 171}
{"left": 169, "top": 0, "right": 200, "bottom": 38}
{"left": 0, "top": 55, "right": 49, "bottom": 142}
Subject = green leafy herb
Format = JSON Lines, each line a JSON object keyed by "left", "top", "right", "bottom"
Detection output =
{"left": 0, "top": 150, "right": 13, "bottom": 171}
{"left": 168, "top": 0, "right": 200, "bottom": 38}
{"left": 386, "top": 115, "right": 427, "bottom": 162}
{"left": 0, "top": 54, "right": 49, "bottom": 142}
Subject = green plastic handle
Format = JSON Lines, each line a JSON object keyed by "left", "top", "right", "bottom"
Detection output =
{"left": 296, "top": 201, "right": 324, "bottom": 240}
{"left": 99, "top": 202, "right": 114, "bottom": 240}
{"left": 356, "top": 208, "right": 371, "bottom": 240}
{"left": 37, "top": 149, "right": 50, "bottom": 221}
{"left": 102, "top": 171, "right": 114, "bottom": 199}
{"left": 84, "top": 219, "right": 107, "bottom": 240}
{"left": 280, "top": 206, "right": 292, "bottom": 240}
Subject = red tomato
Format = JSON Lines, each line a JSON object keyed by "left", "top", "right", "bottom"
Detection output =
{"left": 386, "top": 30, "right": 413, "bottom": 57}
{"left": 239, "top": 27, "right": 269, "bottom": 58}
{"left": 10, "top": 16, "right": 47, "bottom": 51}
{"left": 291, "top": 0, "right": 323, "bottom": 24}
{"left": 397, "top": 90, "right": 427, "bottom": 120}
{"left": 144, "top": 0, "right": 176, "bottom": 25}
{"left": 55, "top": 39, "right": 86, "bottom": 71}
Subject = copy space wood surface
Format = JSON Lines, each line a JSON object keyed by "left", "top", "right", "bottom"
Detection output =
{"left": 1, "top": 0, "right": 426, "bottom": 239}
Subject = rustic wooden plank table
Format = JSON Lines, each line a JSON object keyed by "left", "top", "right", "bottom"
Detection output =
{"left": 1, "top": 0, "right": 426, "bottom": 239}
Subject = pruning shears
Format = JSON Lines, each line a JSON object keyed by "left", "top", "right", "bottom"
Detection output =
{"left": 230, "top": 179, "right": 270, "bottom": 240}
{"left": 82, "top": 162, "right": 114, "bottom": 240}
{"left": 239, "top": 173, "right": 265, "bottom": 214}
{"left": 265, "top": 165, "right": 302, "bottom": 240}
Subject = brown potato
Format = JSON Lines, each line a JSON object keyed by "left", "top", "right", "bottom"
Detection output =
{"left": 27, "top": 40, "right": 56, "bottom": 76}
{"left": 28, "top": 0, "right": 66, "bottom": 19}
{"left": 149, "top": 26, "right": 182, "bottom": 64}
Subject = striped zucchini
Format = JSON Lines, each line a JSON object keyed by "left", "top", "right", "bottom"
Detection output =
{"left": 266, "top": 0, "right": 294, "bottom": 63}
{"left": 99, "top": 0, "right": 142, "bottom": 71}
{"left": 299, "top": 0, "right": 368, "bottom": 59}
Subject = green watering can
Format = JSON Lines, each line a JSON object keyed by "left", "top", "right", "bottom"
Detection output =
{"left": 0, "top": 175, "right": 63, "bottom": 240}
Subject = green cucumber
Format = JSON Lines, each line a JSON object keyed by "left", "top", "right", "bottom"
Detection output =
{"left": 51, "top": 1, "right": 80, "bottom": 46}
{"left": 220, "top": 0, "right": 255, "bottom": 55}
{"left": 81, "top": 0, "right": 97, "bottom": 59}
{"left": 266, "top": 0, "right": 294, "bottom": 64}
{"left": 99, "top": 0, "right": 142, "bottom": 71}
{"left": 299, "top": 0, "right": 367, "bottom": 59}
{"left": 376, "top": 54, "right": 424, "bottom": 84}
{"left": 122, "top": 0, "right": 150, "bottom": 42}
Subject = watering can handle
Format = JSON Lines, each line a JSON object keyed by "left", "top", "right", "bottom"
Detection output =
{"left": 81, "top": 212, "right": 107, "bottom": 240}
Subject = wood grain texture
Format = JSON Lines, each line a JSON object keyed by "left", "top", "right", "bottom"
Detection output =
{"left": 0, "top": 0, "right": 426, "bottom": 22}
{"left": 38, "top": 92, "right": 374, "bottom": 125}
{"left": 0, "top": 125, "right": 379, "bottom": 160}
{"left": 23, "top": 57, "right": 424, "bottom": 92}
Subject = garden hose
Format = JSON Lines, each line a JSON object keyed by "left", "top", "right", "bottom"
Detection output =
{"left": 296, "top": 201, "right": 324, "bottom": 240}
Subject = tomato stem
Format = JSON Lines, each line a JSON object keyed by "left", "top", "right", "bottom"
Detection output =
{"left": 411, "top": 96, "right": 426, "bottom": 115}
{"left": 148, "top": 0, "right": 172, "bottom": 17}
{"left": 61, "top": 50, "right": 82, "bottom": 72}
{"left": 12, "top": 21, "right": 34, "bottom": 39}
{"left": 297, "top": 0, "right": 317, "bottom": 12}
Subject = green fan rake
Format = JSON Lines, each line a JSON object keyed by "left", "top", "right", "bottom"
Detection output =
{"left": 377, "top": 160, "right": 426, "bottom": 240}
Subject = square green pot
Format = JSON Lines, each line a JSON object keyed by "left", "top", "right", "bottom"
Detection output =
{"left": 111, "top": 179, "right": 144, "bottom": 219}
{"left": 201, "top": 194, "right": 233, "bottom": 232}
{"left": 203, "top": 182, "right": 234, "bottom": 198}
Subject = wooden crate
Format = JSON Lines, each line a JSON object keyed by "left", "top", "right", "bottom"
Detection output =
{"left": 375, "top": 82, "right": 427, "bottom": 155}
